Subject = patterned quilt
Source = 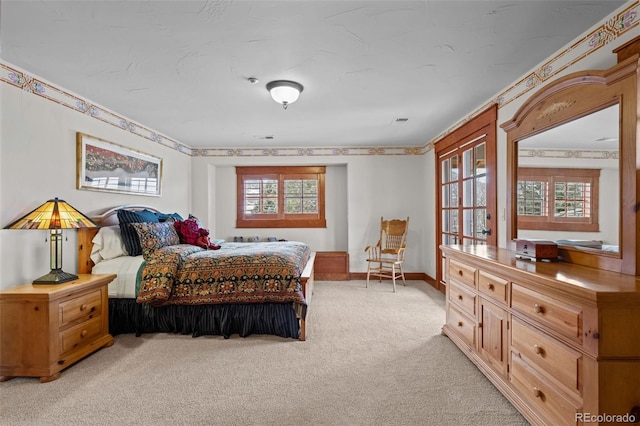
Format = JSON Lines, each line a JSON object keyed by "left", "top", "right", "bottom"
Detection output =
{"left": 136, "top": 241, "right": 311, "bottom": 316}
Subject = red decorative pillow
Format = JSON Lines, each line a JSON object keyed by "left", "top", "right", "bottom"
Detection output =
{"left": 173, "top": 219, "right": 200, "bottom": 245}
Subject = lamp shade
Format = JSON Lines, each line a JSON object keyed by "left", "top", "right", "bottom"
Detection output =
{"left": 266, "top": 80, "right": 304, "bottom": 109}
{"left": 4, "top": 197, "right": 98, "bottom": 230}
{"left": 4, "top": 198, "right": 98, "bottom": 284}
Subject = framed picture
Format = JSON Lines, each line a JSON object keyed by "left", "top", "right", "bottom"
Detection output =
{"left": 76, "top": 132, "right": 162, "bottom": 196}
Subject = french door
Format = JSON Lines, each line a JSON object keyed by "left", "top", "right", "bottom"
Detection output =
{"left": 435, "top": 106, "right": 497, "bottom": 291}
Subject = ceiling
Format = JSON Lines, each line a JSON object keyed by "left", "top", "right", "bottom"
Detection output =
{"left": 0, "top": 1, "right": 626, "bottom": 150}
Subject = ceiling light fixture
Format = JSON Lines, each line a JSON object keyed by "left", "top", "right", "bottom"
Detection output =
{"left": 266, "top": 80, "right": 303, "bottom": 109}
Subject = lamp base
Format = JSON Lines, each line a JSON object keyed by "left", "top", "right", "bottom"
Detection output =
{"left": 32, "top": 269, "right": 78, "bottom": 285}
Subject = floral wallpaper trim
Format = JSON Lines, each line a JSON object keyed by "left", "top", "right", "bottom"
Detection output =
{"left": 0, "top": 63, "right": 196, "bottom": 156}
{"left": 0, "top": 2, "right": 636, "bottom": 158}
{"left": 519, "top": 149, "right": 619, "bottom": 160}
{"left": 195, "top": 146, "right": 427, "bottom": 157}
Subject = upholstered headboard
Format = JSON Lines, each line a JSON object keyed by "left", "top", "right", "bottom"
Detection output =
{"left": 77, "top": 205, "right": 163, "bottom": 274}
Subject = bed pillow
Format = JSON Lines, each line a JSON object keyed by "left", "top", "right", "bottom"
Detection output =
{"left": 158, "top": 212, "right": 183, "bottom": 222}
{"left": 131, "top": 222, "right": 180, "bottom": 259}
{"left": 90, "top": 225, "right": 128, "bottom": 264}
{"left": 173, "top": 219, "right": 200, "bottom": 245}
{"left": 117, "top": 209, "right": 160, "bottom": 256}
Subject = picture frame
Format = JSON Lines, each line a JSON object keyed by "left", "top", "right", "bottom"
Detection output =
{"left": 76, "top": 132, "right": 162, "bottom": 197}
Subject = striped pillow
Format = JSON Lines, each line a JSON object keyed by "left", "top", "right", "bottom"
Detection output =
{"left": 117, "top": 209, "right": 159, "bottom": 256}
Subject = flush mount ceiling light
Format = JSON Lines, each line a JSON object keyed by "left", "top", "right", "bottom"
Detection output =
{"left": 266, "top": 80, "right": 304, "bottom": 109}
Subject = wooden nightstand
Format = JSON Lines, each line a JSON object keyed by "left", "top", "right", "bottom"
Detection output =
{"left": 0, "top": 274, "right": 115, "bottom": 382}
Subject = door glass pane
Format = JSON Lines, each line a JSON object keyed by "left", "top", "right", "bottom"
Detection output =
{"left": 463, "top": 209, "right": 473, "bottom": 237}
{"left": 442, "top": 185, "right": 449, "bottom": 208}
{"left": 449, "top": 183, "right": 458, "bottom": 208}
{"left": 475, "top": 143, "right": 486, "bottom": 176}
{"left": 462, "top": 237, "right": 474, "bottom": 245}
{"left": 450, "top": 156, "right": 459, "bottom": 182}
{"left": 442, "top": 210, "right": 450, "bottom": 232}
{"left": 475, "top": 176, "right": 486, "bottom": 208}
{"left": 442, "top": 158, "right": 450, "bottom": 183}
{"left": 462, "top": 148, "right": 473, "bottom": 178}
{"left": 450, "top": 210, "right": 458, "bottom": 233}
{"left": 463, "top": 179, "right": 473, "bottom": 207}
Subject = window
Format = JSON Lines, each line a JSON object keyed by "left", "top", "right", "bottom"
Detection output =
{"left": 236, "top": 166, "right": 326, "bottom": 228}
{"left": 517, "top": 168, "right": 599, "bottom": 231}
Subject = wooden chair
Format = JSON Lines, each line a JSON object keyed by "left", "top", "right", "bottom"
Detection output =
{"left": 365, "top": 217, "right": 409, "bottom": 292}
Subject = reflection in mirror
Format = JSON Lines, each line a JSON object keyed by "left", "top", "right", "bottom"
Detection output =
{"left": 516, "top": 104, "right": 619, "bottom": 254}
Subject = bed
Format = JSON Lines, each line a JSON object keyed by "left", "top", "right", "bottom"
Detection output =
{"left": 77, "top": 205, "right": 315, "bottom": 340}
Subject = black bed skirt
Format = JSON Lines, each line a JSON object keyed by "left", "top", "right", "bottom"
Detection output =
{"left": 109, "top": 299, "right": 300, "bottom": 339}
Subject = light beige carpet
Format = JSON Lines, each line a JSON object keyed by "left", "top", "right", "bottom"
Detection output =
{"left": 0, "top": 280, "right": 528, "bottom": 425}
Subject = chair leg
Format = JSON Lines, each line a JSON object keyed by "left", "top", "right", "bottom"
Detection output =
{"left": 399, "top": 263, "right": 406, "bottom": 286}
{"left": 391, "top": 264, "right": 396, "bottom": 293}
{"left": 366, "top": 262, "right": 370, "bottom": 288}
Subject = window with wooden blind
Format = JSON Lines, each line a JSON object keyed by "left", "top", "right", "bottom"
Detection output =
{"left": 517, "top": 167, "right": 599, "bottom": 231}
{"left": 236, "top": 166, "right": 326, "bottom": 228}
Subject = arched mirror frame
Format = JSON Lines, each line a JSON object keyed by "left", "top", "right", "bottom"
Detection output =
{"left": 501, "top": 54, "right": 639, "bottom": 275}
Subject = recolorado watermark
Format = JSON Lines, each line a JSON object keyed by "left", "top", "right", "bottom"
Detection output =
{"left": 576, "top": 412, "right": 637, "bottom": 423}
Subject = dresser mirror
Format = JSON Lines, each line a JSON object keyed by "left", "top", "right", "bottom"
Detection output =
{"left": 501, "top": 55, "right": 638, "bottom": 274}
{"left": 516, "top": 104, "right": 619, "bottom": 254}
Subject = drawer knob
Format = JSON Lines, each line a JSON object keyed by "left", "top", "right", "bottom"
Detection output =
{"left": 533, "top": 344, "right": 544, "bottom": 356}
{"left": 533, "top": 304, "right": 545, "bottom": 314}
{"left": 80, "top": 304, "right": 88, "bottom": 311}
{"left": 488, "top": 283, "right": 494, "bottom": 291}
{"left": 533, "top": 387, "right": 543, "bottom": 399}
{"left": 458, "top": 295, "right": 463, "bottom": 301}
{"left": 458, "top": 270, "right": 463, "bottom": 276}
{"left": 457, "top": 321, "right": 463, "bottom": 327}
{"left": 81, "top": 330, "right": 88, "bottom": 338}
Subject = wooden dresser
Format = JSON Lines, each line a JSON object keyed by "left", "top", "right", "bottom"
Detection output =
{"left": 441, "top": 245, "right": 640, "bottom": 426}
{"left": 0, "top": 274, "right": 115, "bottom": 382}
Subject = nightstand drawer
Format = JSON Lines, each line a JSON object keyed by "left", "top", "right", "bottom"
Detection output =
{"left": 59, "top": 289, "right": 102, "bottom": 328}
{"left": 0, "top": 274, "right": 115, "bottom": 382}
{"left": 511, "top": 317, "right": 582, "bottom": 396}
{"left": 511, "top": 284, "right": 582, "bottom": 342}
{"left": 60, "top": 316, "right": 103, "bottom": 354}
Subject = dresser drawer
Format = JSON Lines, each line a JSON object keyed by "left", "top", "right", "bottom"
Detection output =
{"left": 511, "top": 284, "right": 582, "bottom": 342}
{"left": 511, "top": 317, "right": 582, "bottom": 396}
{"left": 59, "top": 289, "right": 102, "bottom": 329}
{"left": 448, "top": 259, "right": 476, "bottom": 288}
{"left": 60, "top": 316, "right": 104, "bottom": 354}
{"left": 446, "top": 305, "right": 476, "bottom": 348}
{"left": 478, "top": 270, "right": 508, "bottom": 304}
{"left": 449, "top": 279, "right": 476, "bottom": 316}
{"left": 510, "top": 354, "right": 581, "bottom": 426}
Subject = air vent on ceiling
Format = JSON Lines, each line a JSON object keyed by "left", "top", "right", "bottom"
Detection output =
{"left": 393, "top": 118, "right": 409, "bottom": 124}
{"left": 253, "top": 135, "right": 275, "bottom": 140}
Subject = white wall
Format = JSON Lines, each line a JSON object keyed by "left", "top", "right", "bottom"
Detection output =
{"left": 190, "top": 154, "right": 429, "bottom": 275}
{"left": 0, "top": 82, "right": 191, "bottom": 290}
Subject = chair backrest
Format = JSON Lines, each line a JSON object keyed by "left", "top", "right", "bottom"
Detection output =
{"left": 379, "top": 217, "right": 409, "bottom": 253}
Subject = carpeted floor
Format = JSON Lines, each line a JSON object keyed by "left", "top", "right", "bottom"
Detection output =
{"left": 0, "top": 280, "right": 529, "bottom": 425}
